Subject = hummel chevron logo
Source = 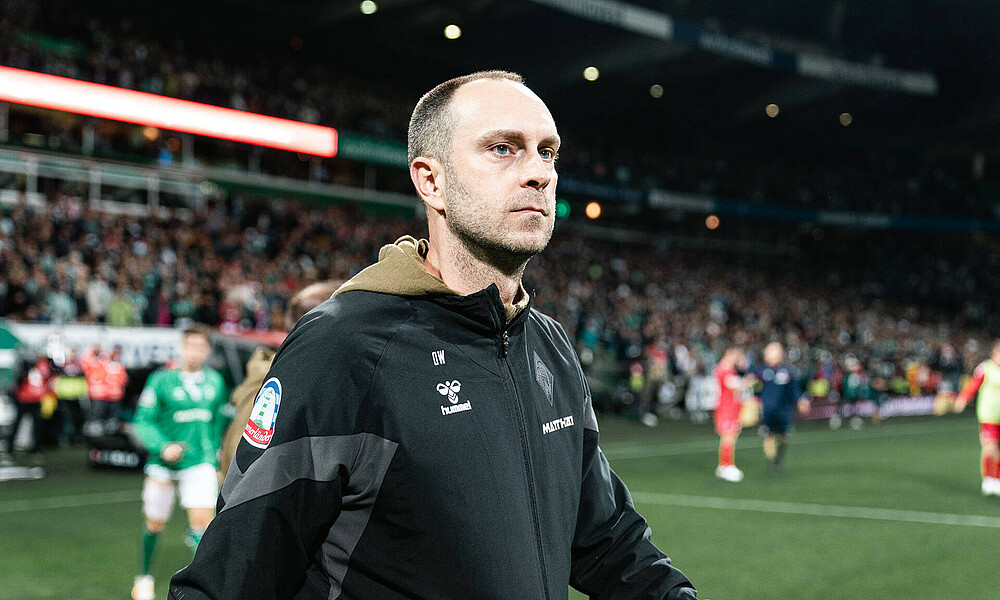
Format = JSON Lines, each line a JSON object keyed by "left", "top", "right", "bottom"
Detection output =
{"left": 437, "top": 380, "right": 471, "bottom": 415}
{"left": 436, "top": 380, "right": 461, "bottom": 403}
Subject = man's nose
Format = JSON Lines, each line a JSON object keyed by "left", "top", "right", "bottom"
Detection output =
{"left": 519, "top": 149, "right": 553, "bottom": 191}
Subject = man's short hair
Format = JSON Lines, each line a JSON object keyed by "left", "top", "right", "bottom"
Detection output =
{"left": 183, "top": 324, "right": 212, "bottom": 342}
{"left": 285, "top": 280, "right": 344, "bottom": 331}
{"left": 407, "top": 70, "right": 524, "bottom": 166}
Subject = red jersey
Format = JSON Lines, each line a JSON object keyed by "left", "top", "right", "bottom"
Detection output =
{"left": 81, "top": 352, "right": 128, "bottom": 401}
{"left": 103, "top": 359, "right": 128, "bottom": 401}
{"left": 17, "top": 361, "right": 52, "bottom": 404}
{"left": 714, "top": 364, "right": 742, "bottom": 425}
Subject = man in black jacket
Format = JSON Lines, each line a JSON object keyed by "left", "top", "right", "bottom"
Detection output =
{"left": 170, "top": 71, "right": 698, "bottom": 600}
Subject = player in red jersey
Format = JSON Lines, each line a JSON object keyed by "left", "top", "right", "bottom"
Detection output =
{"left": 954, "top": 341, "right": 1000, "bottom": 495}
{"left": 714, "top": 346, "right": 750, "bottom": 482}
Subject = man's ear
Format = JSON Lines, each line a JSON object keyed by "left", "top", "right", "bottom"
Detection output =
{"left": 410, "top": 156, "right": 446, "bottom": 213}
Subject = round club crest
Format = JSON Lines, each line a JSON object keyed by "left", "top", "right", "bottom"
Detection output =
{"left": 243, "top": 377, "right": 282, "bottom": 448}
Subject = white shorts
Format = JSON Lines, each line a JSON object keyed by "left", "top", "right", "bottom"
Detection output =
{"left": 142, "top": 463, "right": 219, "bottom": 521}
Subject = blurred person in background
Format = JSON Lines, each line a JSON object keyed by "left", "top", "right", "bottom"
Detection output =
{"left": 713, "top": 345, "right": 750, "bottom": 482}
{"left": 637, "top": 339, "right": 671, "bottom": 426}
{"left": 954, "top": 340, "right": 1000, "bottom": 496}
{"left": 130, "top": 326, "right": 230, "bottom": 600}
{"left": 806, "top": 350, "right": 836, "bottom": 416}
{"left": 218, "top": 279, "right": 343, "bottom": 478}
{"left": 148, "top": 287, "right": 174, "bottom": 327}
{"left": 869, "top": 356, "right": 896, "bottom": 423}
{"left": 1, "top": 355, "right": 53, "bottom": 465}
{"left": 834, "top": 354, "right": 870, "bottom": 430}
{"left": 755, "top": 342, "right": 811, "bottom": 474}
{"left": 46, "top": 279, "right": 77, "bottom": 323}
{"left": 52, "top": 347, "right": 87, "bottom": 444}
{"left": 85, "top": 273, "right": 114, "bottom": 323}
{"left": 933, "top": 343, "right": 964, "bottom": 416}
{"left": 81, "top": 345, "right": 129, "bottom": 437}
{"left": 108, "top": 283, "right": 142, "bottom": 327}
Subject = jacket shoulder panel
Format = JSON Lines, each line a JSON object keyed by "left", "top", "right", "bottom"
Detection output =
{"left": 244, "top": 292, "right": 415, "bottom": 444}
{"left": 527, "top": 308, "right": 575, "bottom": 352}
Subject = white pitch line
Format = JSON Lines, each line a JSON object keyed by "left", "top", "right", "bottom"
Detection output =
{"left": 0, "top": 423, "right": 974, "bottom": 514}
{"left": 603, "top": 419, "right": 970, "bottom": 453}
{"left": 630, "top": 491, "right": 1000, "bottom": 529}
{"left": 0, "top": 490, "right": 136, "bottom": 514}
{"left": 603, "top": 421, "right": 972, "bottom": 460}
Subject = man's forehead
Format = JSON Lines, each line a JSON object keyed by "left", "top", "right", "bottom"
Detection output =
{"left": 449, "top": 79, "right": 557, "bottom": 136}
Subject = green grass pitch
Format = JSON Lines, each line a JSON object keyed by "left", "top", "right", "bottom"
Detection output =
{"left": 0, "top": 413, "right": 994, "bottom": 599}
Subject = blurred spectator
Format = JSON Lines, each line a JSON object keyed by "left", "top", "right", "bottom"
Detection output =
{"left": 1, "top": 188, "right": 996, "bottom": 415}
{"left": 106, "top": 285, "right": 137, "bottom": 326}
{"left": 85, "top": 274, "right": 113, "bottom": 322}
{"left": 80, "top": 345, "right": 127, "bottom": 437}
{"left": 2, "top": 356, "right": 52, "bottom": 464}
{"left": 46, "top": 280, "right": 76, "bottom": 323}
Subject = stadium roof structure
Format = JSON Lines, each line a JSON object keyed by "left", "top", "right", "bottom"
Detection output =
{"left": 148, "top": 0, "right": 1000, "bottom": 160}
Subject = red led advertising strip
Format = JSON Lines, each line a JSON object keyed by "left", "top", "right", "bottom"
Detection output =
{"left": 0, "top": 65, "right": 337, "bottom": 156}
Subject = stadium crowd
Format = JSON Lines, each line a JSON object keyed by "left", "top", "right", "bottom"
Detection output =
{"left": 0, "top": 0, "right": 992, "bottom": 218}
{"left": 2, "top": 189, "right": 995, "bottom": 416}
{"left": 2, "top": 0, "right": 998, "bottom": 420}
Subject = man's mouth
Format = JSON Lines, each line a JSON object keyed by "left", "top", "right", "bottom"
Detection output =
{"left": 512, "top": 206, "right": 547, "bottom": 215}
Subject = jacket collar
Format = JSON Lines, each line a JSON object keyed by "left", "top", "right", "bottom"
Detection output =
{"left": 335, "top": 235, "right": 533, "bottom": 328}
{"left": 427, "top": 283, "right": 533, "bottom": 337}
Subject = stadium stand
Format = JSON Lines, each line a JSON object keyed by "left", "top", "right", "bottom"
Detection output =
{"left": 0, "top": 0, "right": 997, "bottom": 417}
{"left": 1, "top": 187, "right": 995, "bottom": 415}
{"left": 3, "top": 3, "right": 1000, "bottom": 598}
{"left": 0, "top": 0, "right": 993, "bottom": 217}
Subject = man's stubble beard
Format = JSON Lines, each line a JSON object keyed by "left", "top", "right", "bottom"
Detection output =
{"left": 443, "top": 164, "right": 554, "bottom": 276}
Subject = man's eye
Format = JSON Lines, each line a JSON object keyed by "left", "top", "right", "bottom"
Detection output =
{"left": 492, "top": 144, "right": 512, "bottom": 156}
{"left": 540, "top": 148, "right": 558, "bottom": 161}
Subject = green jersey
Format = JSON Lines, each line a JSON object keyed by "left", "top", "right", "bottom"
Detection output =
{"left": 133, "top": 367, "right": 231, "bottom": 471}
{"left": 842, "top": 371, "right": 871, "bottom": 402}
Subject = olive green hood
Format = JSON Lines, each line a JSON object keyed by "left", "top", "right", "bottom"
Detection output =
{"left": 333, "top": 235, "right": 528, "bottom": 320}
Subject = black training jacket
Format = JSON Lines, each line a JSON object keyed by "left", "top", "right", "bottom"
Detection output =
{"left": 170, "top": 285, "right": 697, "bottom": 600}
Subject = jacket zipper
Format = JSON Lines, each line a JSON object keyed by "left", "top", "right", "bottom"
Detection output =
{"left": 500, "top": 329, "right": 551, "bottom": 600}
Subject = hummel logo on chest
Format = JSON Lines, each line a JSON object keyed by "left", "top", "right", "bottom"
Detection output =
{"left": 437, "top": 380, "right": 471, "bottom": 415}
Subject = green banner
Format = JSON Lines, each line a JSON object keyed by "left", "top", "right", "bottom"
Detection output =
{"left": 337, "top": 134, "right": 408, "bottom": 168}
{"left": 0, "top": 322, "right": 21, "bottom": 391}
{"left": 13, "top": 30, "right": 87, "bottom": 59}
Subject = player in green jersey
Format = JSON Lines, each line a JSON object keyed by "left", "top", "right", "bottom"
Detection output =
{"left": 130, "top": 326, "right": 230, "bottom": 600}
